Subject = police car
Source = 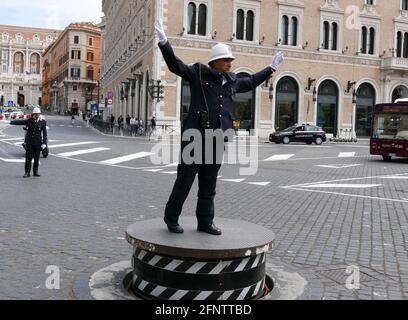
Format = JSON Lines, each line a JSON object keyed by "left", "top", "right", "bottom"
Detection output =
{"left": 269, "top": 124, "right": 327, "bottom": 145}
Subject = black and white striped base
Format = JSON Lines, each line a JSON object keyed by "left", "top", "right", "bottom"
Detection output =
{"left": 126, "top": 217, "right": 275, "bottom": 301}
{"left": 131, "top": 248, "right": 267, "bottom": 300}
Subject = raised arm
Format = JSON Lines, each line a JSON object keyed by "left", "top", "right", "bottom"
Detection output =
{"left": 156, "top": 19, "right": 195, "bottom": 82}
{"left": 235, "top": 52, "right": 284, "bottom": 93}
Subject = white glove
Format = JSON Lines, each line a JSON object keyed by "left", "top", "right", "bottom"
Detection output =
{"left": 155, "top": 18, "right": 168, "bottom": 46}
{"left": 271, "top": 52, "right": 284, "bottom": 71}
{"left": 41, "top": 144, "right": 46, "bottom": 151}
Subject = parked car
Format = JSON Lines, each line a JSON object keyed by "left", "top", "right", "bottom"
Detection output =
{"left": 10, "top": 110, "right": 24, "bottom": 120}
{"left": 270, "top": 124, "right": 327, "bottom": 145}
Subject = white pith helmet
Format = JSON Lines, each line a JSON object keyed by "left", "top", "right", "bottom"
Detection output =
{"left": 32, "top": 107, "right": 41, "bottom": 114}
{"left": 208, "top": 43, "right": 235, "bottom": 64}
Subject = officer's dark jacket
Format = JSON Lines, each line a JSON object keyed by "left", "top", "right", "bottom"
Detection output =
{"left": 159, "top": 42, "right": 273, "bottom": 132}
{"left": 14, "top": 118, "right": 48, "bottom": 147}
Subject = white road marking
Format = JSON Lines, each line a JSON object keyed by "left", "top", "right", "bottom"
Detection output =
{"left": 100, "top": 152, "right": 154, "bottom": 165}
{"left": 246, "top": 182, "right": 271, "bottom": 187}
{"left": 220, "top": 179, "right": 246, "bottom": 183}
{"left": 144, "top": 169, "right": 164, "bottom": 172}
{"left": 316, "top": 164, "right": 361, "bottom": 169}
{"left": 381, "top": 174, "right": 408, "bottom": 179}
{"left": 338, "top": 152, "right": 356, "bottom": 158}
{"left": 264, "top": 154, "right": 295, "bottom": 161}
{"left": 58, "top": 147, "right": 111, "bottom": 157}
{"left": 306, "top": 184, "right": 382, "bottom": 189}
{"left": 0, "top": 157, "right": 25, "bottom": 163}
{"left": 0, "top": 138, "right": 23, "bottom": 141}
{"left": 48, "top": 141, "right": 100, "bottom": 149}
{"left": 162, "top": 171, "right": 177, "bottom": 175}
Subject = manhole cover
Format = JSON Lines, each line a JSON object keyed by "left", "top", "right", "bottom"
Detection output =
{"left": 317, "top": 268, "right": 379, "bottom": 285}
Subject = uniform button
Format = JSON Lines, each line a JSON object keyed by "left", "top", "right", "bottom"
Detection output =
{"left": 219, "top": 115, "right": 222, "bottom": 118}
{"left": 220, "top": 95, "right": 223, "bottom": 99}
{"left": 220, "top": 105, "right": 223, "bottom": 108}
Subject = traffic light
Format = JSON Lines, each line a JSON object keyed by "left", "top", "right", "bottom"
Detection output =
{"left": 156, "top": 80, "right": 164, "bottom": 102}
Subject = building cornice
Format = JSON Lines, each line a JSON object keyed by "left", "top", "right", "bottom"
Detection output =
{"left": 170, "top": 37, "right": 381, "bottom": 68}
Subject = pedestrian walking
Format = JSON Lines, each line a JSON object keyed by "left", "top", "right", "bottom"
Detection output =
{"left": 13, "top": 107, "right": 48, "bottom": 178}
{"left": 118, "top": 115, "right": 124, "bottom": 136}
{"left": 110, "top": 114, "right": 115, "bottom": 135}
{"left": 149, "top": 116, "right": 157, "bottom": 140}
{"left": 156, "top": 18, "right": 284, "bottom": 235}
{"left": 130, "top": 116, "right": 136, "bottom": 136}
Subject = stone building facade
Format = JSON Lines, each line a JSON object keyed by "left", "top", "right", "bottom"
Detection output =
{"left": 42, "top": 23, "right": 101, "bottom": 115}
{"left": 101, "top": 0, "right": 408, "bottom": 137}
{"left": 0, "top": 25, "right": 60, "bottom": 108}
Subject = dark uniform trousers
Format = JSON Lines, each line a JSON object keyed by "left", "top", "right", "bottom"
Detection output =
{"left": 25, "top": 144, "right": 41, "bottom": 174}
{"left": 165, "top": 138, "right": 222, "bottom": 226}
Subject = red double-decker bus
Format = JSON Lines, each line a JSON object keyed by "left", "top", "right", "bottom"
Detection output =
{"left": 370, "top": 100, "right": 408, "bottom": 161}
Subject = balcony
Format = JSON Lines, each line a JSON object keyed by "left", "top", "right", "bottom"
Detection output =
{"left": 381, "top": 57, "right": 408, "bottom": 71}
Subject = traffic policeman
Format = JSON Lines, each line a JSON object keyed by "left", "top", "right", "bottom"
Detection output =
{"left": 15, "top": 107, "right": 48, "bottom": 178}
{"left": 156, "top": 19, "right": 284, "bottom": 235}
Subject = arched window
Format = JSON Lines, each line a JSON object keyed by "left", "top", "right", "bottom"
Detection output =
{"left": 361, "top": 27, "right": 367, "bottom": 54}
{"left": 236, "top": 9, "right": 245, "bottom": 40}
{"left": 246, "top": 10, "right": 254, "bottom": 41}
{"left": 291, "top": 17, "right": 298, "bottom": 46}
{"left": 198, "top": 4, "right": 207, "bottom": 36}
{"left": 356, "top": 83, "right": 376, "bottom": 137}
{"left": 281, "top": 15, "right": 289, "bottom": 45}
{"left": 30, "top": 53, "right": 40, "bottom": 74}
{"left": 369, "top": 27, "right": 375, "bottom": 54}
{"left": 2, "top": 33, "right": 9, "bottom": 43}
{"left": 332, "top": 22, "right": 338, "bottom": 50}
{"left": 397, "top": 31, "right": 403, "bottom": 57}
{"left": 13, "top": 52, "right": 24, "bottom": 74}
{"left": 187, "top": 2, "right": 207, "bottom": 36}
{"left": 33, "top": 34, "right": 40, "bottom": 44}
{"left": 15, "top": 33, "right": 23, "bottom": 44}
{"left": 323, "top": 21, "right": 330, "bottom": 49}
{"left": 317, "top": 80, "right": 339, "bottom": 135}
{"left": 392, "top": 85, "right": 408, "bottom": 102}
{"left": 187, "top": 2, "right": 197, "bottom": 35}
{"left": 275, "top": 77, "right": 299, "bottom": 131}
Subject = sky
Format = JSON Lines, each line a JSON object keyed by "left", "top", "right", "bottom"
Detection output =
{"left": 0, "top": 0, "right": 103, "bottom": 30}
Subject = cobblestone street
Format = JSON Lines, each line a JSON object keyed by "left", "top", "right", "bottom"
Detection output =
{"left": 1, "top": 116, "right": 408, "bottom": 300}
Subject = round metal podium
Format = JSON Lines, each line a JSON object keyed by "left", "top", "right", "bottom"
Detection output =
{"left": 126, "top": 217, "right": 275, "bottom": 301}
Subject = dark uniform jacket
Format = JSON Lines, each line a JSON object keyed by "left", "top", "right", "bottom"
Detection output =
{"left": 15, "top": 118, "right": 48, "bottom": 147}
{"left": 159, "top": 42, "right": 273, "bottom": 133}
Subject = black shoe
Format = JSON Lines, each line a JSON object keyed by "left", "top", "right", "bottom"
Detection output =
{"left": 197, "top": 223, "right": 222, "bottom": 236}
{"left": 23, "top": 173, "right": 30, "bottom": 178}
{"left": 164, "top": 217, "right": 184, "bottom": 234}
{"left": 33, "top": 173, "right": 41, "bottom": 177}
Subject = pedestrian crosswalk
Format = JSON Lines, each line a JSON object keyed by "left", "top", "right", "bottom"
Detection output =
{"left": 57, "top": 147, "right": 111, "bottom": 157}
{"left": 99, "top": 152, "right": 155, "bottom": 165}
{"left": 0, "top": 136, "right": 366, "bottom": 186}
